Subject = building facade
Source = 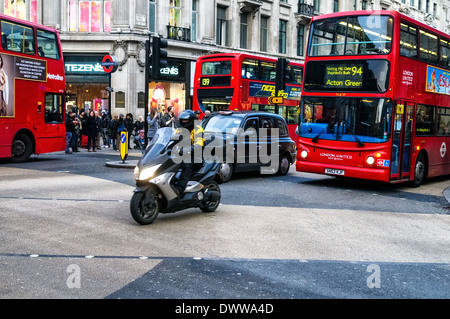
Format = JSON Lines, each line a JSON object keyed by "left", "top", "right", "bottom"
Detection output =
{"left": 1, "top": 0, "right": 449, "bottom": 118}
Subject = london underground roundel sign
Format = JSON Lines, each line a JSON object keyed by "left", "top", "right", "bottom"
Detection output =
{"left": 102, "top": 55, "right": 119, "bottom": 73}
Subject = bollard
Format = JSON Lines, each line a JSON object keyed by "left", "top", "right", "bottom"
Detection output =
{"left": 119, "top": 131, "right": 128, "bottom": 163}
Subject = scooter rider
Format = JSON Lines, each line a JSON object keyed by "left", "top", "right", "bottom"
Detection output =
{"left": 173, "top": 110, "right": 205, "bottom": 196}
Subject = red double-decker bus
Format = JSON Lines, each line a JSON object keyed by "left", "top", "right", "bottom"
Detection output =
{"left": 0, "top": 14, "right": 66, "bottom": 162}
{"left": 297, "top": 10, "right": 449, "bottom": 187}
{"left": 193, "top": 53, "right": 303, "bottom": 138}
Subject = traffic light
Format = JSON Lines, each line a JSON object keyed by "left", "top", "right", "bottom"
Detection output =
{"left": 151, "top": 36, "right": 168, "bottom": 79}
{"left": 275, "top": 58, "right": 291, "bottom": 92}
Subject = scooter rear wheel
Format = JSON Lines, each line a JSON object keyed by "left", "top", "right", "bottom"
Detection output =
{"left": 200, "top": 181, "right": 221, "bottom": 213}
{"left": 130, "top": 191, "right": 159, "bottom": 225}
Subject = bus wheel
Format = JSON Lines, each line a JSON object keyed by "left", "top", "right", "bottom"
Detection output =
{"left": 10, "top": 134, "right": 32, "bottom": 163}
{"left": 412, "top": 153, "right": 426, "bottom": 188}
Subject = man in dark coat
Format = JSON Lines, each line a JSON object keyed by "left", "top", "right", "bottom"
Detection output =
{"left": 124, "top": 113, "right": 134, "bottom": 149}
{"left": 65, "top": 112, "right": 75, "bottom": 154}
{"left": 86, "top": 110, "right": 98, "bottom": 152}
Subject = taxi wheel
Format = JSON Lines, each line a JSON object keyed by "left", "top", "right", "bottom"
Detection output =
{"left": 220, "top": 163, "right": 233, "bottom": 183}
{"left": 276, "top": 154, "right": 290, "bottom": 176}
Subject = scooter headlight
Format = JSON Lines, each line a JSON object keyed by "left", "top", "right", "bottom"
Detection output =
{"left": 135, "top": 164, "right": 161, "bottom": 181}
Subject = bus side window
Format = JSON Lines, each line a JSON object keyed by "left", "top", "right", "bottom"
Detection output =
{"left": 416, "top": 104, "right": 435, "bottom": 135}
{"left": 439, "top": 39, "right": 450, "bottom": 68}
{"left": 437, "top": 107, "right": 450, "bottom": 135}
{"left": 37, "top": 30, "right": 60, "bottom": 60}
{"left": 1, "top": 20, "right": 35, "bottom": 55}
{"left": 400, "top": 23, "right": 418, "bottom": 59}
{"left": 45, "top": 93, "right": 64, "bottom": 123}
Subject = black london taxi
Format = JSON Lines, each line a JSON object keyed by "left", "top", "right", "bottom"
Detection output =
{"left": 201, "top": 111, "right": 296, "bottom": 182}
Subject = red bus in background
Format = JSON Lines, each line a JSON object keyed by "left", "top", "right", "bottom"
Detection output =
{"left": 297, "top": 10, "right": 449, "bottom": 187}
{"left": 0, "top": 14, "right": 66, "bottom": 162}
{"left": 193, "top": 53, "right": 303, "bottom": 139}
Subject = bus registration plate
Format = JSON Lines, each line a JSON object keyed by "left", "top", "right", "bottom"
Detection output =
{"left": 325, "top": 168, "right": 345, "bottom": 176}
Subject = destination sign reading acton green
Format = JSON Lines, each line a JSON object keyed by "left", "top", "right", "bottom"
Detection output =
{"left": 324, "top": 64, "right": 363, "bottom": 89}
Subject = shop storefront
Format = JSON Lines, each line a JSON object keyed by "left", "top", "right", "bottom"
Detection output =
{"left": 64, "top": 54, "right": 110, "bottom": 114}
{"left": 148, "top": 58, "right": 190, "bottom": 117}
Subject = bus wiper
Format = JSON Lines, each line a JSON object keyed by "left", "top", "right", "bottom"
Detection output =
{"left": 312, "top": 123, "right": 331, "bottom": 143}
{"left": 352, "top": 134, "right": 364, "bottom": 147}
{"left": 342, "top": 120, "right": 364, "bottom": 148}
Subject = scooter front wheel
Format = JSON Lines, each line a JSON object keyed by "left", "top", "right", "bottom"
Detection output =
{"left": 130, "top": 191, "right": 159, "bottom": 225}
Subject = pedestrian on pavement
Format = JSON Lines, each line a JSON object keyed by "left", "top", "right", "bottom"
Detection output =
{"left": 116, "top": 114, "right": 125, "bottom": 150}
{"left": 134, "top": 116, "right": 145, "bottom": 136}
{"left": 65, "top": 111, "right": 75, "bottom": 154}
{"left": 86, "top": 110, "right": 98, "bottom": 152}
{"left": 124, "top": 113, "right": 134, "bottom": 149}
{"left": 101, "top": 110, "right": 110, "bottom": 148}
{"left": 108, "top": 115, "right": 119, "bottom": 151}
{"left": 134, "top": 129, "right": 147, "bottom": 153}
{"left": 94, "top": 111, "right": 102, "bottom": 150}
{"left": 78, "top": 109, "right": 88, "bottom": 148}
{"left": 146, "top": 107, "right": 159, "bottom": 144}
{"left": 72, "top": 114, "right": 81, "bottom": 152}
{"left": 161, "top": 106, "right": 179, "bottom": 129}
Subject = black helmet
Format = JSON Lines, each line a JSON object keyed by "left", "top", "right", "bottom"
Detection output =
{"left": 178, "top": 110, "right": 196, "bottom": 131}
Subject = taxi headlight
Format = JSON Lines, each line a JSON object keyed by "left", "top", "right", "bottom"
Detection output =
{"left": 135, "top": 164, "right": 161, "bottom": 181}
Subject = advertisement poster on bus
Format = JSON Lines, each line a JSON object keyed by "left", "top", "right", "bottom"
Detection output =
{"left": 249, "top": 82, "right": 301, "bottom": 100}
{"left": 425, "top": 65, "right": 450, "bottom": 95}
{"left": 0, "top": 53, "right": 47, "bottom": 118}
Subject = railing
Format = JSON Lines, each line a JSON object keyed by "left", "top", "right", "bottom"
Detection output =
{"left": 167, "top": 25, "right": 191, "bottom": 42}
{"left": 297, "top": 3, "right": 315, "bottom": 17}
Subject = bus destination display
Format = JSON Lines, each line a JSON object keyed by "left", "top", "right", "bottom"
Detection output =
{"left": 324, "top": 64, "right": 363, "bottom": 89}
{"left": 304, "top": 59, "right": 389, "bottom": 93}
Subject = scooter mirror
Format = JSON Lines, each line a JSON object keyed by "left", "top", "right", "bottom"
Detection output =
{"left": 170, "top": 134, "right": 183, "bottom": 142}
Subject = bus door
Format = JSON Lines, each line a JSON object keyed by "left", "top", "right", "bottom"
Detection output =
{"left": 390, "top": 101, "right": 414, "bottom": 181}
{"left": 34, "top": 92, "right": 65, "bottom": 153}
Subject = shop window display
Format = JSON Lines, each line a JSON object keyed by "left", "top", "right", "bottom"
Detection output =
{"left": 148, "top": 82, "right": 186, "bottom": 117}
{"left": 4, "top": 0, "right": 37, "bottom": 23}
{"left": 69, "top": 0, "right": 111, "bottom": 32}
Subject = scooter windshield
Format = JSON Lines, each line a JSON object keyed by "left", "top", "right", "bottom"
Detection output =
{"left": 141, "top": 127, "right": 174, "bottom": 162}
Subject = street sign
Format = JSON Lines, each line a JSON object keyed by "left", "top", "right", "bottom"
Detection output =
{"left": 268, "top": 96, "right": 284, "bottom": 104}
{"left": 102, "top": 55, "right": 119, "bottom": 73}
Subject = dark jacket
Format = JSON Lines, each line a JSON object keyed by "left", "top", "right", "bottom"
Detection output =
{"left": 161, "top": 113, "right": 180, "bottom": 128}
{"left": 124, "top": 117, "right": 134, "bottom": 133}
{"left": 85, "top": 115, "right": 98, "bottom": 137}
{"left": 65, "top": 114, "right": 75, "bottom": 133}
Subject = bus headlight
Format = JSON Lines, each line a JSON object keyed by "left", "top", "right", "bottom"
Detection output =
{"left": 366, "top": 156, "right": 375, "bottom": 166}
{"left": 300, "top": 150, "right": 308, "bottom": 159}
{"left": 135, "top": 164, "right": 161, "bottom": 181}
